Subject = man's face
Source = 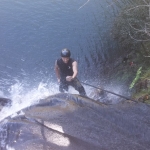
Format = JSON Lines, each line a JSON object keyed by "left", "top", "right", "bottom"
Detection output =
{"left": 62, "top": 57, "right": 70, "bottom": 63}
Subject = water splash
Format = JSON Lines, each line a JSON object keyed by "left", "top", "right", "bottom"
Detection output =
{"left": 6, "top": 145, "right": 15, "bottom": 150}
{"left": 0, "top": 78, "right": 93, "bottom": 122}
{"left": 0, "top": 80, "right": 59, "bottom": 122}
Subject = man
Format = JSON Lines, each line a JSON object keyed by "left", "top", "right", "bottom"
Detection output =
{"left": 55, "top": 48, "right": 86, "bottom": 96}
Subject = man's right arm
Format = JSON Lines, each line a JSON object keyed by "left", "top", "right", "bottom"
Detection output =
{"left": 54, "top": 60, "right": 60, "bottom": 82}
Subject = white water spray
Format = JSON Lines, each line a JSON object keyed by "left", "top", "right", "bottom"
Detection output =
{"left": 0, "top": 81, "right": 59, "bottom": 122}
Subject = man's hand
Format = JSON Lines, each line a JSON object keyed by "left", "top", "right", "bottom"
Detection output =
{"left": 66, "top": 76, "right": 74, "bottom": 82}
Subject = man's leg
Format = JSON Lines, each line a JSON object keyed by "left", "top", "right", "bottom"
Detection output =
{"left": 70, "top": 78, "right": 86, "bottom": 96}
{"left": 59, "top": 80, "right": 68, "bottom": 93}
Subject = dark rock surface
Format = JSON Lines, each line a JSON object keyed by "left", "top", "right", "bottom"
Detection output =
{"left": 0, "top": 98, "right": 11, "bottom": 111}
{"left": 0, "top": 93, "right": 150, "bottom": 150}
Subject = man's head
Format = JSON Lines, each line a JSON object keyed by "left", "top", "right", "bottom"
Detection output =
{"left": 61, "top": 48, "right": 71, "bottom": 63}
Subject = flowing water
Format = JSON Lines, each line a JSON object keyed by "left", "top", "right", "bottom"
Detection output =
{"left": 0, "top": 0, "right": 119, "bottom": 118}
{"left": 1, "top": 1, "right": 150, "bottom": 149}
{"left": 0, "top": 0, "right": 150, "bottom": 150}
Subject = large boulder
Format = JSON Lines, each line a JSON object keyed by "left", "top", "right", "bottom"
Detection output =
{"left": 0, "top": 93, "right": 150, "bottom": 150}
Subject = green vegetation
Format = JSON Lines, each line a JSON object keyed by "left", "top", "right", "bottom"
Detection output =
{"left": 134, "top": 68, "right": 150, "bottom": 102}
{"left": 129, "top": 67, "right": 142, "bottom": 89}
{"left": 111, "top": 0, "right": 150, "bottom": 102}
{"left": 141, "top": 69, "right": 150, "bottom": 80}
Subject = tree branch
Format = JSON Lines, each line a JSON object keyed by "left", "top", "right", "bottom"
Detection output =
{"left": 125, "top": 5, "right": 150, "bottom": 13}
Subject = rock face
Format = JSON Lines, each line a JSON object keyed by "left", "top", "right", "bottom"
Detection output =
{"left": 0, "top": 97, "right": 11, "bottom": 111}
{"left": 89, "top": 88, "right": 106, "bottom": 99}
{"left": 0, "top": 93, "right": 150, "bottom": 150}
{"left": 0, "top": 98, "right": 11, "bottom": 106}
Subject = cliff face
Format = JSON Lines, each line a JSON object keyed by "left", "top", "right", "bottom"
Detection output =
{"left": 1, "top": 93, "right": 150, "bottom": 150}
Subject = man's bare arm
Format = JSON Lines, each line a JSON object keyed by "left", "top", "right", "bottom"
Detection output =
{"left": 72, "top": 61, "right": 78, "bottom": 79}
{"left": 66, "top": 61, "right": 78, "bottom": 82}
{"left": 54, "top": 60, "right": 60, "bottom": 82}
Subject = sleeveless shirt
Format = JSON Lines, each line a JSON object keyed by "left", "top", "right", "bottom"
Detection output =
{"left": 57, "top": 58, "right": 75, "bottom": 78}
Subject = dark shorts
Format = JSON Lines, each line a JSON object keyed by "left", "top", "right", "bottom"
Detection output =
{"left": 59, "top": 78, "right": 86, "bottom": 96}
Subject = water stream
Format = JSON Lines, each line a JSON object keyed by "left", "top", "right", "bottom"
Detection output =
{"left": 1, "top": 1, "right": 150, "bottom": 149}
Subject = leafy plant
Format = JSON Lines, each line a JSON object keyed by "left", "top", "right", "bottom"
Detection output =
{"left": 129, "top": 66, "right": 142, "bottom": 89}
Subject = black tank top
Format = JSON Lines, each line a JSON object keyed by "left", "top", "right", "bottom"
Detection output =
{"left": 57, "top": 58, "right": 75, "bottom": 78}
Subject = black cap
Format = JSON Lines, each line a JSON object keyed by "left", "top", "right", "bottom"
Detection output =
{"left": 61, "top": 48, "right": 71, "bottom": 57}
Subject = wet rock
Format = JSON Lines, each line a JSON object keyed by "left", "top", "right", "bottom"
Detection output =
{"left": 0, "top": 98, "right": 11, "bottom": 110}
{"left": 89, "top": 88, "right": 108, "bottom": 102}
{"left": 1, "top": 93, "right": 150, "bottom": 150}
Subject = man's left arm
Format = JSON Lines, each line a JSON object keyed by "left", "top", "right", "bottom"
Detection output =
{"left": 66, "top": 61, "right": 78, "bottom": 81}
{"left": 72, "top": 61, "right": 78, "bottom": 79}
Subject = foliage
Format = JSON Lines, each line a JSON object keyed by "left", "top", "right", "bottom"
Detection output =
{"left": 132, "top": 88, "right": 150, "bottom": 99}
{"left": 129, "top": 67, "right": 142, "bottom": 89}
{"left": 141, "top": 68, "right": 150, "bottom": 79}
{"left": 111, "top": 0, "right": 150, "bottom": 55}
